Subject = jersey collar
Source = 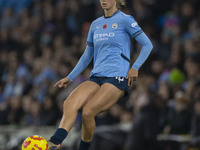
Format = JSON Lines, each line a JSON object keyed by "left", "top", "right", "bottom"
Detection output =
{"left": 104, "top": 10, "right": 120, "bottom": 18}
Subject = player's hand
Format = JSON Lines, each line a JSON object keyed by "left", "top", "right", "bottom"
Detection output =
{"left": 126, "top": 68, "right": 138, "bottom": 87}
{"left": 54, "top": 77, "right": 72, "bottom": 88}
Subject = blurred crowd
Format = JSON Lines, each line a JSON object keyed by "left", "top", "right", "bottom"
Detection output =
{"left": 0, "top": 0, "right": 200, "bottom": 149}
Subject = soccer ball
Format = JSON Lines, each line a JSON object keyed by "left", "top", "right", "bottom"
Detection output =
{"left": 22, "top": 135, "right": 48, "bottom": 150}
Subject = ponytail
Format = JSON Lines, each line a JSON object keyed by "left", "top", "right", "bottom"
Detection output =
{"left": 116, "top": 0, "right": 126, "bottom": 9}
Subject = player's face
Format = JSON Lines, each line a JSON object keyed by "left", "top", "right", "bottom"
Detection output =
{"left": 100, "top": 0, "right": 117, "bottom": 10}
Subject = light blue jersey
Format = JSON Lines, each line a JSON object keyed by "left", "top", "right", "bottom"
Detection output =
{"left": 67, "top": 10, "right": 153, "bottom": 81}
{"left": 87, "top": 10, "right": 142, "bottom": 78}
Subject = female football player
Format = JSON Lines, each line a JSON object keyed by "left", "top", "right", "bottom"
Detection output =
{"left": 48, "top": 0, "right": 153, "bottom": 149}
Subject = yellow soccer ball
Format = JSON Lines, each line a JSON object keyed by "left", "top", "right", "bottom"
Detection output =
{"left": 22, "top": 135, "right": 48, "bottom": 150}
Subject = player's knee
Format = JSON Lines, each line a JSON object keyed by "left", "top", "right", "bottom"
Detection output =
{"left": 82, "top": 107, "right": 94, "bottom": 121}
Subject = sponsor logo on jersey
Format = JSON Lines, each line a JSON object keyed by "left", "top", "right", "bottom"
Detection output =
{"left": 131, "top": 22, "right": 138, "bottom": 28}
{"left": 94, "top": 32, "right": 115, "bottom": 41}
{"left": 103, "top": 24, "right": 107, "bottom": 29}
{"left": 94, "top": 33, "right": 115, "bottom": 39}
{"left": 112, "top": 23, "right": 118, "bottom": 29}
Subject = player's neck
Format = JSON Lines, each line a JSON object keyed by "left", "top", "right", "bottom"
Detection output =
{"left": 104, "top": 7, "right": 118, "bottom": 17}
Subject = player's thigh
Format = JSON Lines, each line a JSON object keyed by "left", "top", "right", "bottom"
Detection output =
{"left": 64, "top": 81, "right": 100, "bottom": 110}
{"left": 82, "top": 83, "right": 124, "bottom": 116}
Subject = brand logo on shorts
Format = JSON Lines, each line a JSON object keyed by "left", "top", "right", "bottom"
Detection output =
{"left": 112, "top": 23, "right": 118, "bottom": 29}
{"left": 116, "top": 77, "right": 124, "bottom": 83}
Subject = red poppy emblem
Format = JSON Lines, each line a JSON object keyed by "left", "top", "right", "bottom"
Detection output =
{"left": 103, "top": 24, "right": 107, "bottom": 29}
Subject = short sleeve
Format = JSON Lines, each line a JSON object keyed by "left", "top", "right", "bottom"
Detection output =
{"left": 87, "top": 23, "right": 94, "bottom": 47}
{"left": 124, "top": 16, "right": 143, "bottom": 38}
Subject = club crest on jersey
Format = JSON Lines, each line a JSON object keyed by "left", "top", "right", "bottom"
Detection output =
{"left": 103, "top": 24, "right": 107, "bottom": 29}
{"left": 112, "top": 23, "right": 118, "bottom": 29}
